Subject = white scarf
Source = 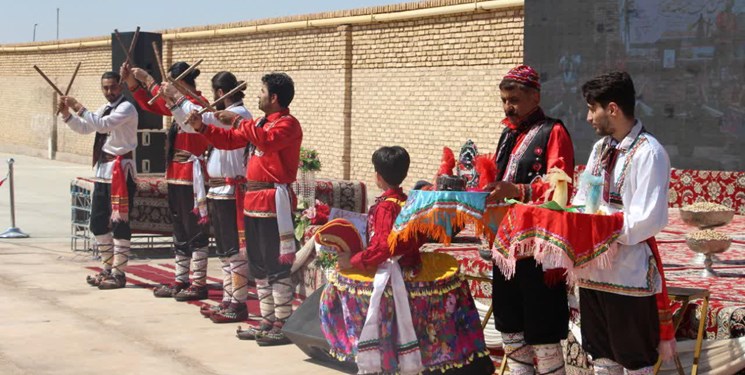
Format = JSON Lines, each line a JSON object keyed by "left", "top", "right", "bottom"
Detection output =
{"left": 357, "top": 257, "right": 423, "bottom": 375}
{"left": 189, "top": 154, "right": 208, "bottom": 223}
{"left": 274, "top": 183, "right": 297, "bottom": 264}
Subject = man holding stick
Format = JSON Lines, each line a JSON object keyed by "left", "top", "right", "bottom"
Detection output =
{"left": 58, "top": 71, "right": 138, "bottom": 289}
{"left": 162, "top": 71, "right": 253, "bottom": 323}
{"left": 185, "top": 73, "right": 301, "bottom": 346}
{"left": 121, "top": 61, "right": 212, "bottom": 301}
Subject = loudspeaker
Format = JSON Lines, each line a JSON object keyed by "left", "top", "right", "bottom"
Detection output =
{"left": 111, "top": 31, "right": 163, "bottom": 130}
{"left": 135, "top": 130, "right": 166, "bottom": 174}
{"left": 282, "top": 286, "right": 357, "bottom": 372}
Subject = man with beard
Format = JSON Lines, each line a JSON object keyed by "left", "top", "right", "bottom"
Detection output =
{"left": 58, "top": 71, "right": 138, "bottom": 289}
{"left": 572, "top": 71, "right": 675, "bottom": 375}
{"left": 488, "top": 65, "right": 575, "bottom": 375}
{"left": 186, "top": 73, "right": 301, "bottom": 346}
{"left": 163, "top": 71, "right": 253, "bottom": 323}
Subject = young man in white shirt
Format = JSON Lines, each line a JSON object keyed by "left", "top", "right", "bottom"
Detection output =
{"left": 59, "top": 71, "right": 139, "bottom": 289}
{"left": 572, "top": 71, "right": 675, "bottom": 375}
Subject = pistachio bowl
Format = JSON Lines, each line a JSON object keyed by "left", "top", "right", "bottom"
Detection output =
{"left": 680, "top": 208, "right": 734, "bottom": 228}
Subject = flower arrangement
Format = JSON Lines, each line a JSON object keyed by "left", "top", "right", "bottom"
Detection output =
{"left": 293, "top": 200, "right": 331, "bottom": 241}
{"left": 314, "top": 248, "right": 338, "bottom": 270}
{"left": 299, "top": 147, "right": 322, "bottom": 172}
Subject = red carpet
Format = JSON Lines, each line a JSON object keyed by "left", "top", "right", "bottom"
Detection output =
{"left": 86, "top": 263, "right": 302, "bottom": 326}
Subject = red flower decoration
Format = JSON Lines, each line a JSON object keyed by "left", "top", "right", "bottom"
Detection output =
{"left": 532, "top": 162, "right": 542, "bottom": 171}
{"left": 534, "top": 147, "right": 544, "bottom": 156}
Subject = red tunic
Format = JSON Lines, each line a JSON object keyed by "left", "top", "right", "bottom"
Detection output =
{"left": 497, "top": 118, "right": 574, "bottom": 203}
{"left": 350, "top": 188, "right": 423, "bottom": 272}
{"left": 132, "top": 85, "right": 210, "bottom": 184}
{"left": 198, "top": 108, "right": 302, "bottom": 216}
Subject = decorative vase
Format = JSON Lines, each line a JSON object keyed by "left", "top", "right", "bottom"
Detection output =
{"left": 299, "top": 169, "right": 316, "bottom": 209}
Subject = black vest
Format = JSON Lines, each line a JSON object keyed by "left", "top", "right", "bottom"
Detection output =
{"left": 495, "top": 117, "right": 568, "bottom": 184}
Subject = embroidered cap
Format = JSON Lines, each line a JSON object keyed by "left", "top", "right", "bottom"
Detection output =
{"left": 502, "top": 65, "right": 541, "bottom": 91}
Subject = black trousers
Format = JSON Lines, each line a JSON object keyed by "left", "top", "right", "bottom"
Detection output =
{"left": 492, "top": 258, "right": 569, "bottom": 345}
{"left": 167, "top": 184, "right": 210, "bottom": 256}
{"left": 579, "top": 288, "right": 660, "bottom": 370}
{"left": 208, "top": 198, "right": 240, "bottom": 258}
{"left": 244, "top": 216, "right": 291, "bottom": 283}
{"left": 90, "top": 176, "right": 137, "bottom": 240}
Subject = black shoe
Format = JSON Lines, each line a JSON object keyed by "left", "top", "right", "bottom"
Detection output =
{"left": 173, "top": 285, "right": 208, "bottom": 301}
{"left": 153, "top": 282, "right": 189, "bottom": 298}
{"left": 236, "top": 323, "right": 272, "bottom": 341}
{"left": 86, "top": 270, "right": 111, "bottom": 287}
{"left": 256, "top": 328, "right": 292, "bottom": 346}
{"left": 98, "top": 274, "right": 126, "bottom": 289}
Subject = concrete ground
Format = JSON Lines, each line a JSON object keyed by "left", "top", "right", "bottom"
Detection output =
{"left": 0, "top": 153, "right": 343, "bottom": 375}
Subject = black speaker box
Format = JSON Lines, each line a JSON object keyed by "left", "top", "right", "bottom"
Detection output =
{"left": 111, "top": 31, "right": 163, "bottom": 130}
{"left": 282, "top": 286, "right": 357, "bottom": 373}
{"left": 135, "top": 130, "right": 166, "bottom": 174}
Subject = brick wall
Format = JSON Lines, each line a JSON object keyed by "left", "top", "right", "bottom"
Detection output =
{"left": 0, "top": 0, "right": 524, "bottom": 191}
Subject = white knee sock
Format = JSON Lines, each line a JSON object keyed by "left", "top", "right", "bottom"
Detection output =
{"left": 112, "top": 239, "right": 130, "bottom": 277}
{"left": 191, "top": 247, "right": 209, "bottom": 287}
{"left": 219, "top": 257, "right": 232, "bottom": 303}
{"left": 534, "top": 343, "right": 565, "bottom": 375}
{"left": 272, "top": 277, "right": 294, "bottom": 324}
{"left": 175, "top": 254, "right": 190, "bottom": 284}
{"left": 95, "top": 234, "right": 114, "bottom": 272}
{"left": 229, "top": 254, "right": 248, "bottom": 304}
{"left": 625, "top": 366, "right": 653, "bottom": 375}
{"left": 502, "top": 332, "right": 536, "bottom": 375}
{"left": 593, "top": 358, "right": 624, "bottom": 375}
{"left": 256, "top": 278, "right": 275, "bottom": 324}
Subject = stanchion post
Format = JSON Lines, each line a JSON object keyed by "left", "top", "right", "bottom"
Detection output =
{"left": 0, "top": 158, "right": 30, "bottom": 238}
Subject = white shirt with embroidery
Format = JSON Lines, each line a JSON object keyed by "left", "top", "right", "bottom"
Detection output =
{"left": 172, "top": 100, "right": 252, "bottom": 198}
{"left": 64, "top": 95, "right": 138, "bottom": 182}
{"left": 571, "top": 120, "right": 670, "bottom": 296}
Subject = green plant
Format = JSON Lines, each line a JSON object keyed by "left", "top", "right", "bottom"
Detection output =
{"left": 299, "top": 147, "right": 321, "bottom": 172}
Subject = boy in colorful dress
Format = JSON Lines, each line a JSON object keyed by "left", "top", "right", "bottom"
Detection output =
{"left": 322, "top": 146, "right": 494, "bottom": 375}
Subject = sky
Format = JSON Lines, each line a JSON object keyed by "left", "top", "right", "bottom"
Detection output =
{"left": 0, "top": 0, "right": 402, "bottom": 44}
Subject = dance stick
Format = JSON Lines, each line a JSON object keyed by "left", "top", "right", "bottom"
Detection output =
{"left": 197, "top": 81, "right": 247, "bottom": 115}
{"left": 56, "top": 62, "right": 82, "bottom": 115}
{"left": 33, "top": 65, "right": 64, "bottom": 96}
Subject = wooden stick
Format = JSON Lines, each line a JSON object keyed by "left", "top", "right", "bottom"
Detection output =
{"left": 168, "top": 77, "right": 214, "bottom": 111}
{"left": 113, "top": 29, "right": 134, "bottom": 65}
{"left": 33, "top": 65, "right": 64, "bottom": 96}
{"left": 197, "top": 81, "right": 247, "bottom": 115}
{"left": 147, "top": 57, "right": 204, "bottom": 106}
{"left": 56, "top": 62, "right": 82, "bottom": 115}
{"left": 146, "top": 41, "right": 169, "bottom": 105}
{"left": 126, "top": 26, "right": 140, "bottom": 63}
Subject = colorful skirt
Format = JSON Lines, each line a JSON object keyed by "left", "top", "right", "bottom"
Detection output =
{"left": 320, "top": 252, "right": 491, "bottom": 373}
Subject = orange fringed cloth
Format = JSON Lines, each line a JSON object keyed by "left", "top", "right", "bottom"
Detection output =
{"left": 387, "top": 190, "right": 508, "bottom": 249}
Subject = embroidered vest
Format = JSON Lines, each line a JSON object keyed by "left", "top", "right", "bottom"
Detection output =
{"left": 496, "top": 118, "right": 567, "bottom": 184}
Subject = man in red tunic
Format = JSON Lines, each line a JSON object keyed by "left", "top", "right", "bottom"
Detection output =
{"left": 121, "top": 62, "right": 212, "bottom": 301}
{"left": 488, "top": 65, "right": 575, "bottom": 375}
{"left": 186, "top": 73, "right": 302, "bottom": 346}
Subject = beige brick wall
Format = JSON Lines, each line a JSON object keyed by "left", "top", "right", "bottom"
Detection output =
{"left": 0, "top": 1, "right": 524, "bottom": 192}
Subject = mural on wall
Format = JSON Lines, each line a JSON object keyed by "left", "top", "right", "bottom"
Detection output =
{"left": 526, "top": 0, "right": 745, "bottom": 170}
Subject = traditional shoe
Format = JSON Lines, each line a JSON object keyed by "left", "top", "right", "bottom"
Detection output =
{"left": 153, "top": 282, "right": 189, "bottom": 298}
{"left": 200, "top": 301, "right": 229, "bottom": 318}
{"left": 256, "top": 328, "right": 292, "bottom": 346}
{"left": 173, "top": 285, "right": 209, "bottom": 301}
{"left": 98, "top": 274, "right": 126, "bottom": 290}
{"left": 236, "top": 323, "right": 272, "bottom": 340}
{"left": 210, "top": 303, "right": 248, "bottom": 323}
{"left": 86, "top": 270, "right": 111, "bottom": 287}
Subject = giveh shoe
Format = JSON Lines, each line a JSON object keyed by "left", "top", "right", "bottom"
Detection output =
{"left": 256, "top": 327, "right": 292, "bottom": 347}
{"left": 200, "top": 301, "right": 229, "bottom": 318}
{"left": 97, "top": 274, "right": 127, "bottom": 290}
{"left": 236, "top": 322, "right": 272, "bottom": 341}
{"left": 153, "top": 282, "right": 189, "bottom": 298}
{"left": 86, "top": 270, "right": 111, "bottom": 287}
{"left": 210, "top": 303, "right": 248, "bottom": 324}
{"left": 173, "top": 285, "right": 209, "bottom": 301}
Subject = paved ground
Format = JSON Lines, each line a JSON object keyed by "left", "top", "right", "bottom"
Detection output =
{"left": 0, "top": 153, "right": 343, "bottom": 375}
